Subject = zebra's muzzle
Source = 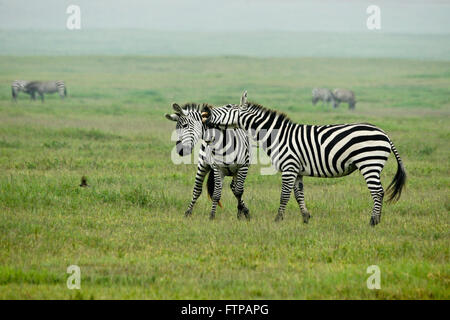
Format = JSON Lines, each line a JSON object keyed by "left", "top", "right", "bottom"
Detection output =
{"left": 176, "top": 140, "right": 193, "bottom": 156}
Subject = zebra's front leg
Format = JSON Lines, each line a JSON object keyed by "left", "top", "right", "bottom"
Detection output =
{"left": 184, "top": 164, "right": 210, "bottom": 217}
{"left": 294, "top": 175, "right": 311, "bottom": 223}
{"left": 275, "top": 171, "right": 297, "bottom": 222}
{"left": 209, "top": 169, "right": 224, "bottom": 220}
{"left": 231, "top": 166, "right": 250, "bottom": 220}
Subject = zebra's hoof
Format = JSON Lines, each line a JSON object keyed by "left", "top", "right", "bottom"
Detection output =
{"left": 274, "top": 214, "right": 283, "bottom": 222}
{"left": 370, "top": 216, "right": 380, "bottom": 226}
{"left": 302, "top": 212, "right": 311, "bottom": 224}
{"left": 237, "top": 211, "right": 248, "bottom": 220}
{"left": 184, "top": 210, "right": 192, "bottom": 217}
{"left": 242, "top": 207, "right": 250, "bottom": 221}
{"left": 209, "top": 214, "right": 215, "bottom": 220}
{"left": 237, "top": 206, "right": 250, "bottom": 220}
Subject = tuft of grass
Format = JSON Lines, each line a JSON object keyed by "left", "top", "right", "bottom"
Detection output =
{"left": 43, "top": 141, "right": 69, "bottom": 149}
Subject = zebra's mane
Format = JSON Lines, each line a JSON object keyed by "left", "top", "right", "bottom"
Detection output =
{"left": 180, "top": 102, "right": 213, "bottom": 114}
{"left": 246, "top": 102, "right": 292, "bottom": 123}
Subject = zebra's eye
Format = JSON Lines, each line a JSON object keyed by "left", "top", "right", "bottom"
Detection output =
{"left": 181, "top": 124, "right": 188, "bottom": 128}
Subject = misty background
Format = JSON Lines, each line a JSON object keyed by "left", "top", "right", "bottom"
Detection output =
{"left": 0, "top": 0, "right": 449, "bottom": 59}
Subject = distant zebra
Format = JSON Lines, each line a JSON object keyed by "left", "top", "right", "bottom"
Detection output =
{"left": 25, "top": 81, "right": 67, "bottom": 102}
{"left": 203, "top": 91, "right": 406, "bottom": 226}
{"left": 333, "top": 88, "right": 356, "bottom": 109}
{"left": 165, "top": 101, "right": 251, "bottom": 220}
{"left": 312, "top": 88, "right": 334, "bottom": 106}
{"left": 11, "top": 80, "right": 31, "bottom": 101}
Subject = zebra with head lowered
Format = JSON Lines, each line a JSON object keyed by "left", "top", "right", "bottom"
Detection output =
{"left": 165, "top": 100, "right": 251, "bottom": 220}
{"left": 333, "top": 88, "right": 356, "bottom": 109}
{"left": 312, "top": 88, "right": 334, "bottom": 107}
{"left": 25, "top": 81, "right": 67, "bottom": 102}
{"left": 203, "top": 91, "right": 406, "bottom": 226}
{"left": 11, "top": 80, "right": 32, "bottom": 101}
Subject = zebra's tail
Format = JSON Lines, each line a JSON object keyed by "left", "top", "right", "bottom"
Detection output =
{"left": 64, "top": 87, "right": 67, "bottom": 96}
{"left": 386, "top": 140, "right": 407, "bottom": 203}
{"left": 207, "top": 170, "right": 223, "bottom": 208}
{"left": 12, "top": 87, "right": 16, "bottom": 100}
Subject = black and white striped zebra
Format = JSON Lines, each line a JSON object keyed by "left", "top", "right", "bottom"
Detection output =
{"left": 203, "top": 91, "right": 406, "bottom": 226}
{"left": 25, "top": 81, "right": 67, "bottom": 102}
{"left": 11, "top": 80, "right": 31, "bottom": 101}
{"left": 165, "top": 102, "right": 251, "bottom": 220}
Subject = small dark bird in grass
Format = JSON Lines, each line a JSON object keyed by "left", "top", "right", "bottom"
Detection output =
{"left": 80, "top": 176, "right": 89, "bottom": 187}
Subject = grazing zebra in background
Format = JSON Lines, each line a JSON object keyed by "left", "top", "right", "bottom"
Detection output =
{"left": 203, "top": 91, "right": 406, "bottom": 226}
{"left": 333, "top": 88, "right": 356, "bottom": 109}
{"left": 165, "top": 101, "right": 251, "bottom": 220}
{"left": 312, "top": 88, "right": 335, "bottom": 107}
{"left": 25, "top": 81, "right": 67, "bottom": 102}
{"left": 11, "top": 80, "right": 31, "bottom": 101}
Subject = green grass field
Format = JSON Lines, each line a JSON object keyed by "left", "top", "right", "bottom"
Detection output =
{"left": 0, "top": 56, "right": 448, "bottom": 299}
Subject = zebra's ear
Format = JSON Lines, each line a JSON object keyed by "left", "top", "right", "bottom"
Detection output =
{"left": 165, "top": 113, "right": 179, "bottom": 122}
{"left": 240, "top": 90, "right": 248, "bottom": 107}
{"left": 172, "top": 103, "right": 181, "bottom": 113}
{"left": 172, "top": 103, "right": 188, "bottom": 116}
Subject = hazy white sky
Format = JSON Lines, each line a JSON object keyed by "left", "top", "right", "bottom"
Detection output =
{"left": 0, "top": 0, "right": 449, "bottom": 33}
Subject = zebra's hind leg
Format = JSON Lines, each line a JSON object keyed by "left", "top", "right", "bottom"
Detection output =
{"left": 294, "top": 175, "right": 310, "bottom": 223}
{"left": 360, "top": 166, "right": 384, "bottom": 226}
{"left": 275, "top": 171, "right": 297, "bottom": 222}
{"left": 184, "top": 164, "right": 210, "bottom": 217}
{"left": 209, "top": 169, "right": 224, "bottom": 220}
{"left": 369, "top": 186, "right": 384, "bottom": 226}
{"left": 231, "top": 166, "right": 250, "bottom": 220}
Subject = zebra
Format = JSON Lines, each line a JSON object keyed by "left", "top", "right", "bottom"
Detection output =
{"left": 202, "top": 91, "right": 406, "bottom": 226}
{"left": 165, "top": 101, "right": 251, "bottom": 220}
{"left": 25, "top": 81, "right": 67, "bottom": 102}
{"left": 312, "top": 88, "right": 335, "bottom": 107}
{"left": 333, "top": 88, "right": 356, "bottom": 109}
{"left": 11, "top": 80, "right": 32, "bottom": 101}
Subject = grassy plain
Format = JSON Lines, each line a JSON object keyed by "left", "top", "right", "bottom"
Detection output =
{"left": 0, "top": 56, "right": 448, "bottom": 299}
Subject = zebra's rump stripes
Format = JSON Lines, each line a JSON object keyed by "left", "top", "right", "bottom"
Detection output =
{"left": 11, "top": 80, "right": 30, "bottom": 100}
